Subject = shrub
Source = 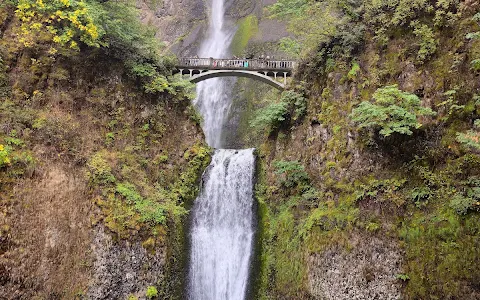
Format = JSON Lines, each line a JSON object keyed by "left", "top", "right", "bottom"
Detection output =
{"left": 250, "top": 101, "right": 289, "bottom": 132}
{"left": 471, "top": 59, "right": 480, "bottom": 72}
{"left": 409, "top": 186, "right": 433, "bottom": 208}
{"left": 450, "top": 194, "right": 477, "bottom": 215}
{"left": 15, "top": 0, "right": 103, "bottom": 50}
{"left": 467, "top": 12, "right": 480, "bottom": 72}
{"left": 145, "top": 286, "right": 158, "bottom": 299}
{"left": 278, "top": 37, "right": 302, "bottom": 57}
{"left": 250, "top": 90, "right": 307, "bottom": 133}
{"left": 116, "top": 182, "right": 166, "bottom": 225}
{"left": 350, "top": 85, "right": 436, "bottom": 136}
{"left": 411, "top": 22, "right": 437, "bottom": 63}
{"left": 0, "top": 144, "right": 11, "bottom": 167}
{"left": 14, "top": 0, "right": 193, "bottom": 100}
{"left": 456, "top": 120, "right": 480, "bottom": 151}
{"left": 273, "top": 160, "right": 310, "bottom": 188}
{"left": 86, "top": 152, "right": 115, "bottom": 185}
{"left": 347, "top": 61, "right": 360, "bottom": 81}
{"left": 449, "top": 177, "right": 480, "bottom": 215}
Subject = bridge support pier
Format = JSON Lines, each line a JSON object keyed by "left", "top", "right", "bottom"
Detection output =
{"left": 273, "top": 72, "right": 278, "bottom": 80}
{"left": 179, "top": 69, "right": 184, "bottom": 76}
{"left": 283, "top": 72, "right": 287, "bottom": 86}
{"left": 189, "top": 69, "right": 193, "bottom": 77}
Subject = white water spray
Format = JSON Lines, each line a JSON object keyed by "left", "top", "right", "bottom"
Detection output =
{"left": 193, "top": 0, "right": 236, "bottom": 148}
{"left": 188, "top": 149, "right": 255, "bottom": 299}
{"left": 188, "top": 0, "right": 255, "bottom": 299}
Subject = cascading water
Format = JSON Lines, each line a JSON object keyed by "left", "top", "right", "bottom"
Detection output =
{"left": 193, "top": 0, "right": 235, "bottom": 148}
{"left": 188, "top": 0, "right": 256, "bottom": 299}
{"left": 188, "top": 149, "right": 255, "bottom": 299}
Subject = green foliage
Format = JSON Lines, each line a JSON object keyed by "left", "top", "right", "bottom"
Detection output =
{"left": 273, "top": 160, "right": 309, "bottom": 188}
{"left": 350, "top": 85, "right": 436, "bottom": 136}
{"left": 145, "top": 286, "right": 158, "bottom": 299}
{"left": 270, "top": 209, "right": 305, "bottom": 295}
{"left": 347, "top": 61, "right": 360, "bottom": 81}
{"left": 86, "top": 151, "right": 115, "bottom": 184}
{"left": 449, "top": 177, "right": 480, "bottom": 215}
{"left": 143, "top": 74, "right": 195, "bottom": 100}
{"left": 436, "top": 89, "right": 465, "bottom": 121}
{"left": 14, "top": 0, "right": 193, "bottom": 101}
{"left": 471, "top": 59, "right": 480, "bottom": 72}
{"left": 230, "top": 15, "right": 258, "bottom": 56}
{"left": 105, "top": 132, "right": 114, "bottom": 145}
{"left": 0, "top": 56, "right": 9, "bottom": 98}
{"left": 411, "top": 22, "right": 437, "bottom": 63}
{"left": 250, "top": 90, "right": 307, "bottom": 133}
{"left": 467, "top": 12, "right": 480, "bottom": 72}
{"left": 278, "top": 37, "right": 301, "bottom": 57}
{"left": 450, "top": 194, "right": 477, "bottom": 215}
{"left": 400, "top": 207, "right": 480, "bottom": 298}
{"left": 268, "top": 0, "right": 362, "bottom": 58}
{"left": 354, "top": 177, "right": 407, "bottom": 207}
{"left": 268, "top": 0, "right": 309, "bottom": 19}
{"left": 0, "top": 134, "right": 34, "bottom": 173}
{"left": 409, "top": 186, "right": 433, "bottom": 208}
{"left": 116, "top": 182, "right": 143, "bottom": 204}
{"left": 0, "top": 144, "right": 11, "bottom": 168}
{"left": 365, "top": 0, "right": 460, "bottom": 40}
{"left": 396, "top": 273, "right": 410, "bottom": 281}
{"left": 250, "top": 101, "right": 288, "bottom": 132}
{"left": 302, "top": 200, "right": 358, "bottom": 236}
{"left": 16, "top": 0, "right": 103, "bottom": 50}
{"left": 173, "top": 143, "right": 211, "bottom": 202}
{"left": 456, "top": 131, "right": 480, "bottom": 151}
{"left": 456, "top": 120, "right": 480, "bottom": 151}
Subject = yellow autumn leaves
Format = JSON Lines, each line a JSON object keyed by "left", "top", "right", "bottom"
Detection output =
{"left": 15, "top": 0, "right": 102, "bottom": 51}
{"left": 0, "top": 144, "right": 11, "bottom": 167}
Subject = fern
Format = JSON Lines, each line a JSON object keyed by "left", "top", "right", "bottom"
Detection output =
{"left": 350, "top": 85, "right": 436, "bottom": 136}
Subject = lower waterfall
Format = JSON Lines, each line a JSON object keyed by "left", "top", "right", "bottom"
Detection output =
{"left": 188, "top": 149, "right": 255, "bottom": 300}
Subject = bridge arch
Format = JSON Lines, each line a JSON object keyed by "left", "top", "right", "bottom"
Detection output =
{"left": 188, "top": 70, "right": 285, "bottom": 90}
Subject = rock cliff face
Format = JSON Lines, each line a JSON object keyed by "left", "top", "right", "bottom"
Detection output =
{"left": 0, "top": 7, "right": 208, "bottom": 297}
{"left": 307, "top": 234, "right": 403, "bottom": 300}
{"left": 138, "top": 0, "right": 208, "bottom": 56}
{"left": 139, "top": 0, "right": 289, "bottom": 57}
{"left": 88, "top": 227, "right": 167, "bottom": 299}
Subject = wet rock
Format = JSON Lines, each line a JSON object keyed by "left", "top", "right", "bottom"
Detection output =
{"left": 307, "top": 234, "right": 403, "bottom": 300}
{"left": 87, "top": 227, "right": 166, "bottom": 300}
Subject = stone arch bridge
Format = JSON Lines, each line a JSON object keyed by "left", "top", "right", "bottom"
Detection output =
{"left": 174, "top": 58, "right": 296, "bottom": 90}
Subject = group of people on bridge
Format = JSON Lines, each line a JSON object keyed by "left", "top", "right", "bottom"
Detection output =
{"left": 179, "top": 56, "right": 295, "bottom": 70}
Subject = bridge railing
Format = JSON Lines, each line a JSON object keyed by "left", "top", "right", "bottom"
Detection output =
{"left": 178, "top": 58, "right": 296, "bottom": 71}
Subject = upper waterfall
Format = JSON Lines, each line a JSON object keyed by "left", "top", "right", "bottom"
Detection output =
{"left": 193, "top": 0, "right": 236, "bottom": 148}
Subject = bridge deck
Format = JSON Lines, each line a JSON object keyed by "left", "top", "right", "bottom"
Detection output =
{"left": 177, "top": 58, "right": 296, "bottom": 73}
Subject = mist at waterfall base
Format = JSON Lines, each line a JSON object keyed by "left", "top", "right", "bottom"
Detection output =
{"left": 187, "top": 0, "right": 256, "bottom": 299}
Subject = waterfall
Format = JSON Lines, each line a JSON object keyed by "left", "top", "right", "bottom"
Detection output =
{"left": 188, "top": 0, "right": 256, "bottom": 299}
{"left": 188, "top": 149, "right": 255, "bottom": 299}
{"left": 193, "top": 0, "right": 235, "bottom": 148}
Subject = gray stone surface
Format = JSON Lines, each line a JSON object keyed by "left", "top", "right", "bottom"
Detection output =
{"left": 138, "top": 0, "right": 208, "bottom": 56}
{"left": 87, "top": 227, "right": 166, "bottom": 300}
{"left": 307, "top": 234, "right": 404, "bottom": 300}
